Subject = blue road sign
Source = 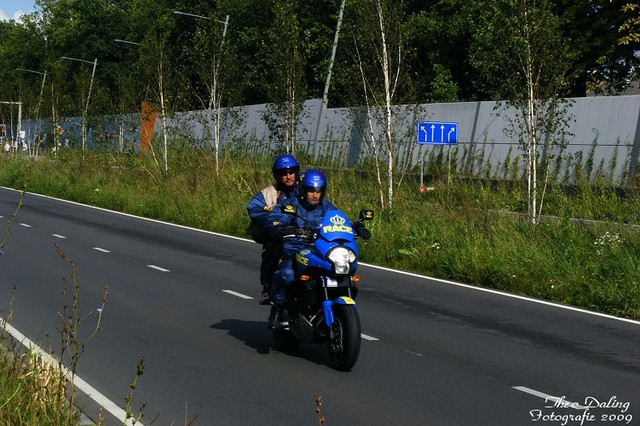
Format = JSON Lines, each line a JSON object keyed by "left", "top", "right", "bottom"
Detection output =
{"left": 417, "top": 121, "right": 458, "bottom": 145}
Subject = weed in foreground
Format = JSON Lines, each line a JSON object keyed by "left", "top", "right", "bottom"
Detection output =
{"left": 315, "top": 394, "right": 326, "bottom": 425}
{"left": 124, "top": 357, "right": 147, "bottom": 425}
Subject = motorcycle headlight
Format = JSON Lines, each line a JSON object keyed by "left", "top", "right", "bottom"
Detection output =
{"left": 327, "top": 247, "right": 356, "bottom": 275}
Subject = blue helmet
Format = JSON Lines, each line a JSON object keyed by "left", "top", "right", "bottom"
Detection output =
{"left": 272, "top": 154, "right": 300, "bottom": 181}
{"left": 299, "top": 169, "right": 327, "bottom": 204}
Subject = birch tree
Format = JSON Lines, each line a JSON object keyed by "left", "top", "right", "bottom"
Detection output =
{"left": 179, "top": 11, "right": 230, "bottom": 174}
{"left": 471, "top": 0, "right": 572, "bottom": 224}
{"left": 347, "top": 0, "right": 410, "bottom": 209}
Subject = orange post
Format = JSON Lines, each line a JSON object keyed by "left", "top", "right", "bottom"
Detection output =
{"left": 140, "top": 101, "right": 157, "bottom": 153}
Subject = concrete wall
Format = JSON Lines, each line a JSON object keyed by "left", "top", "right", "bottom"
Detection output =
{"left": 14, "top": 95, "right": 640, "bottom": 185}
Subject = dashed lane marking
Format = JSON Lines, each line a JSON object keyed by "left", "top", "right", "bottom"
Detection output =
{"left": 147, "top": 265, "right": 170, "bottom": 272}
{"left": 223, "top": 290, "right": 253, "bottom": 300}
{"left": 513, "top": 386, "right": 588, "bottom": 410}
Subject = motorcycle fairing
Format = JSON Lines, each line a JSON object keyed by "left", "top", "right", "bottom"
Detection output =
{"left": 295, "top": 210, "right": 361, "bottom": 273}
{"left": 297, "top": 240, "right": 359, "bottom": 273}
{"left": 318, "top": 211, "right": 354, "bottom": 242}
{"left": 322, "top": 297, "right": 356, "bottom": 327}
{"left": 315, "top": 238, "right": 359, "bottom": 259}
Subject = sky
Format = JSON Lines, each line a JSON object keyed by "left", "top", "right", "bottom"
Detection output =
{"left": 0, "top": 0, "right": 36, "bottom": 22}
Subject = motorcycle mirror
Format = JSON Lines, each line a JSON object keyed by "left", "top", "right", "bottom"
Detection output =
{"left": 359, "top": 209, "right": 374, "bottom": 221}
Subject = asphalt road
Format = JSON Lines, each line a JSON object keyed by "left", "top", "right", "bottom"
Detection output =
{"left": 0, "top": 187, "right": 638, "bottom": 426}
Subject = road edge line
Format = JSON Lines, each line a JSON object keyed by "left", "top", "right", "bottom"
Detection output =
{"left": 0, "top": 318, "right": 143, "bottom": 426}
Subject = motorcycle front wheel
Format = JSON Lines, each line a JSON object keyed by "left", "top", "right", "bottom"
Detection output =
{"left": 327, "top": 304, "right": 361, "bottom": 371}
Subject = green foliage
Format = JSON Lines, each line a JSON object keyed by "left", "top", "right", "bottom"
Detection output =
{"left": 2, "top": 0, "right": 638, "bottom": 127}
{"left": 558, "top": 0, "right": 640, "bottom": 96}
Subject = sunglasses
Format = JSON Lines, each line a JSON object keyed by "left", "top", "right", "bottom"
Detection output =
{"left": 278, "top": 169, "right": 296, "bottom": 176}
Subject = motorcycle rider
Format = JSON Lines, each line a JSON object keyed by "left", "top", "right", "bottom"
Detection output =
{"left": 246, "top": 154, "right": 300, "bottom": 305}
{"left": 265, "top": 169, "right": 337, "bottom": 330}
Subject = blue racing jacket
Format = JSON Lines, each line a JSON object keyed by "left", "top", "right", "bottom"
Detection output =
{"left": 246, "top": 184, "right": 295, "bottom": 227}
{"left": 246, "top": 184, "right": 296, "bottom": 244}
{"left": 265, "top": 193, "right": 337, "bottom": 254}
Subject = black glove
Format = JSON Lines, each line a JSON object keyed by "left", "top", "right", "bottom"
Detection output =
{"left": 303, "top": 225, "right": 317, "bottom": 240}
{"left": 354, "top": 222, "right": 371, "bottom": 240}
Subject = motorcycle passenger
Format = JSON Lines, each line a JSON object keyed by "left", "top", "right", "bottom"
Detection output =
{"left": 265, "top": 169, "right": 337, "bottom": 330}
{"left": 246, "top": 154, "right": 300, "bottom": 305}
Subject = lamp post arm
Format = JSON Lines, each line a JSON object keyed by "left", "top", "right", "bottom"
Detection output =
{"left": 114, "top": 38, "right": 141, "bottom": 46}
{"left": 174, "top": 10, "right": 209, "bottom": 20}
{"left": 84, "top": 59, "right": 97, "bottom": 117}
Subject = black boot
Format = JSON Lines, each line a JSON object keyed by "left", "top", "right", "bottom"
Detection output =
{"left": 259, "top": 288, "right": 271, "bottom": 305}
{"left": 268, "top": 306, "right": 289, "bottom": 330}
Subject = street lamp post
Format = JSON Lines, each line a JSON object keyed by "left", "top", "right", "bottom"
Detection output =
{"left": 16, "top": 68, "right": 47, "bottom": 117}
{"left": 173, "top": 11, "right": 230, "bottom": 70}
{"left": 114, "top": 39, "right": 142, "bottom": 153}
{"left": 313, "top": 0, "right": 346, "bottom": 160}
{"left": 173, "top": 10, "right": 230, "bottom": 173}
{"left": 61, "top": 56, "right": 97, "bottom": 151}
{"left": 16, "top": 68, "right": 47, "bottom": 152}
{"left": 114, "top": 38, "right": 141, "bottom": 46}
{"left": 113, "top": 38, "right": 151, "bottom": 156}
{"left": 173, "top": 10, "right": 230, "bottom": 31}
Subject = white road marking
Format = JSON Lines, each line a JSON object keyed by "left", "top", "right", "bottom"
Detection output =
{"left": 52, "top": 234, "right": 66, "bottom": 239}
{"left": 0, "top": 320, "right": 142, "bottom": 426}
{"left": 147, "top": 265, "right": 170, "bottom": 272}
{"left": 19, "top": 223, "right": 31, "bottom": 227}
{"left": 223, "top": 290, "right": 253, "bottom": 300}
{"left": 513, "top": 386, "right": 588, "bottom": 410}
{"left": 93, "top": 247, "right": 111, "bottom": 253}
{"left": 361, "top": 333, "right": 379, "bottom": 341}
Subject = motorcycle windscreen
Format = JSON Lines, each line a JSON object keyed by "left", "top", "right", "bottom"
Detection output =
{"left": 318, "top": 210, "right": 355, "bottom": 242}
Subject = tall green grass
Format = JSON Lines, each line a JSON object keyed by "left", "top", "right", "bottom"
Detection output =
{"left": 0, "top": 344, "right": 79, "bottom": 425}
{"left": 0, "top": 149, "right": 638, "bottom": 319}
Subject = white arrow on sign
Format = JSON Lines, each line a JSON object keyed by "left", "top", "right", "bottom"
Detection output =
{"left": 448, "top": 127, "right": 456, "bottom": 142}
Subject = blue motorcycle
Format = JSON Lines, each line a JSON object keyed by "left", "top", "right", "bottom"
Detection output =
{"left": 273, "top": 209, "right": 373, "bottom": 371}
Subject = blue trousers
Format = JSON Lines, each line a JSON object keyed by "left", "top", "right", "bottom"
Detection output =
{"left": 260, "top": 242, "right": 281, "bottom": 291}
{"left": 271, "top": 255, "right": 295, "bottom": 306}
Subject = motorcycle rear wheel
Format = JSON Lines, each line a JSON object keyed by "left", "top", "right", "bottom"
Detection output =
{"left": 327, "top": 304, "right": 361, "bottom": 371}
